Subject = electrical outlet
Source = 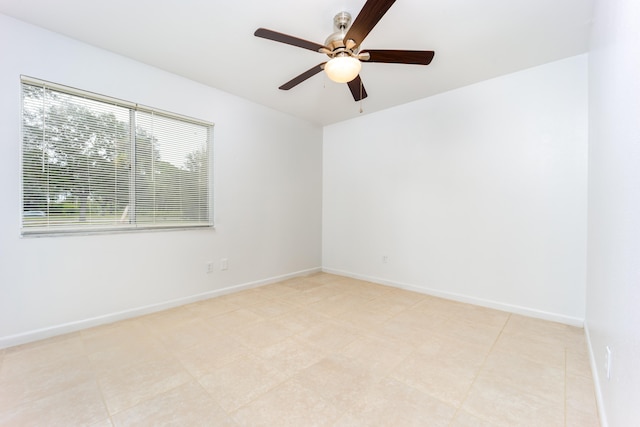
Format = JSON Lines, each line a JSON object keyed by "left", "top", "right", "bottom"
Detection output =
{"left": 220, "top": 258, "right": 228, "bottom": 271}
{"left": 206, "top": 262, "right": 214, "bottom": 274}
{"left": 382, "top": 255, "right": 389, "bottom": 263}
{"left": 605, "top": 346, "right": 612, "bottom": 380}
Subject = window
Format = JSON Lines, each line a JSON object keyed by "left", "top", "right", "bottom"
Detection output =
{"left": 21, "top": 77, "right": 213, "bottom": 235}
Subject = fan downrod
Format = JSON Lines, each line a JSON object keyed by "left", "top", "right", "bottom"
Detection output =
{"left": 325, "top": 12, "right": 353, "bottom": 53}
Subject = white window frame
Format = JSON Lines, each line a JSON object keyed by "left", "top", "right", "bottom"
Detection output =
{"left": 20, "top": 76, "right": 214, "bottom": 236}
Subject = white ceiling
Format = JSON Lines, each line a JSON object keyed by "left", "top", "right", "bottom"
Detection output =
{"left": 0, "top": 0, "right": 594, "bottom": 125}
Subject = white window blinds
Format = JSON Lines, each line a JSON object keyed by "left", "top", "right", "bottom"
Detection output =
{"left": 21, "top": 77, "right": 212, "bottom": 235}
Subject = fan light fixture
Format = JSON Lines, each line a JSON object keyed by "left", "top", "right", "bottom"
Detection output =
{"left": 324, "top": 55, "right": 361, "bottom": 83}
{"left": 254, "top": 1, "right": 435, "bottom": 102}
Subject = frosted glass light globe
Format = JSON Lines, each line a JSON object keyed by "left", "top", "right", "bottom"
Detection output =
{"left": 324, "top": 56, "right": 362, "bottom": 83}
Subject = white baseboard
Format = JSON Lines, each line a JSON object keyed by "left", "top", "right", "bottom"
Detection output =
{"left": 322, "top": 267, "right": 584, "bottom": 327}
{"left": 0, "top": 267, "right": 321, "bottom": 350}
{"left": 584, "top": 321, "right": 608, "bottom": 427}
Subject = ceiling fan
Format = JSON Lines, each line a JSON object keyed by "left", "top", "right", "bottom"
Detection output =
{"left": 254, "top": 0, "right": 435, "bottom": 102}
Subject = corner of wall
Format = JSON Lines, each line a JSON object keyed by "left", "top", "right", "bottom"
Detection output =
{"left": 583, "top": 321, "right": 609, "bottom": 427}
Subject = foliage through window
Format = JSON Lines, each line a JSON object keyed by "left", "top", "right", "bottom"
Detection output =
{"left": 21, "top": 77, "right": 212, "bottom": 235}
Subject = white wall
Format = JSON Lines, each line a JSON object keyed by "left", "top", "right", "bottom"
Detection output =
{"left": 0, "top": 14, "right": 323, "bottom": 348}
{"left": 587, "top": 0, "right": 640, "bottom": 425}
{"left": 323, "top": 55, "right": 588, "bottom": 324}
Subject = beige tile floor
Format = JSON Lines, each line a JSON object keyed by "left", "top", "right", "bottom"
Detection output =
{"left": 0, "top": 273, "right": 600, "bottom": 426}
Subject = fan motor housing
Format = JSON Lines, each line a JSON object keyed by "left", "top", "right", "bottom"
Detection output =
{"left": 325, "top": 12, "right": 352, "bottom": 53}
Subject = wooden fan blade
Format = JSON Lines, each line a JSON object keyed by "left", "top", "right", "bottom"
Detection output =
{"left": 361, "top": 50, "right": 435, "bottom": 65}
{"left": 254, "top": 28, "right": 326, "bottom": 53}
{"left": 343, "top": 0, "right": 397, "bottom": 48}
{"left": 279, "top": 63, "right": 326, "bottom": 90}
{"left": 347, "top": 75, "right": 368, "bottom": 101}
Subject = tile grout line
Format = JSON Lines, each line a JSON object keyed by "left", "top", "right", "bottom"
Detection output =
{"left": 564, "top": 347, "right": 568, "bottom": 427}
{"left": 77, "top": 331, "right": 114, "bottom": 426}
{"left": 172, "top": 305, "right": 241, "bottom": 422}
{"left": 79, "top": 332, "right": 119, "bottom": 426}
{"left": 447, "top": 312, "right": 512, "bottom": 426}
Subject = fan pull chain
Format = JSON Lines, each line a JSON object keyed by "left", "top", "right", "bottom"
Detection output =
{"left": 359, "top": 79, "right": 364, "bottom": 114}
